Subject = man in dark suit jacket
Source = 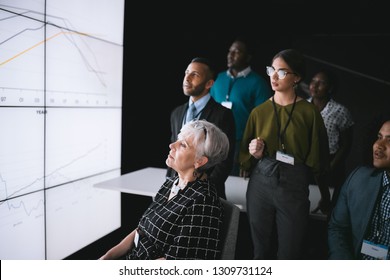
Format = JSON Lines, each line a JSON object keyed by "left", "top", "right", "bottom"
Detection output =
{"left": 328, "top": 116, "right": 390, "bottom": 260}
{"left": 166, "top": 57, "right": 235, "bottom": 199}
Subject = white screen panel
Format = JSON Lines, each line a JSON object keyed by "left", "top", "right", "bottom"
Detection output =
{"left": 0, "top": 0, "right": 124, "bottom": 259}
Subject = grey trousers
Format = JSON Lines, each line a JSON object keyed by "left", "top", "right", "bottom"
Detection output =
{"left": 246, "top": 157, "right": 310, "bottom": 259}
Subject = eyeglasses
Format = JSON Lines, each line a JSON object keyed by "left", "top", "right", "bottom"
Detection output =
{"left": 266, "top": 66, "right": 296, "bottom": 80}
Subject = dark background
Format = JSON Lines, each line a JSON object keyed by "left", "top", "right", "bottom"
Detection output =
{"left": 66, "top": 1, "right": 390, "bottom": 259}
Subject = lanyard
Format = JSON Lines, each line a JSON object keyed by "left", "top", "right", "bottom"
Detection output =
{"left": 225, "top": 77, "right": 236, "bottom": 101}
{"left": 271, "top": 94, "right": 297, "bottom": 153}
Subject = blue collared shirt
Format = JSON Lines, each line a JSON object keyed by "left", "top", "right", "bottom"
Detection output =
{"left": 184, "top": 94, "right": 211, "bottom": 125}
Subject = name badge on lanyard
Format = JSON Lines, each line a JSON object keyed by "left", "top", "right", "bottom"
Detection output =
{"left": 276, "top": 151, "right": 294, "bottom": 165}
{"left": 272, "top": 95, "right": 297, "bottom": 166}
{"left": 221, "top": 101, "right": 233, "bottom": 109}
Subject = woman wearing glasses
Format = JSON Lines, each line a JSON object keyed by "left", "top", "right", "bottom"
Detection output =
{"left": 239, "top": 49, "right": 330, "bottom": 259}
{"left": 100, "top": 120, "right": 229, "bottom": 260}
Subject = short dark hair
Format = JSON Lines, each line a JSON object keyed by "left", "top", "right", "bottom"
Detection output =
{"left": 361, "top": 111, "right": 390, "bottom": 166}
{"left": 313, "top": 68, "right": 339, "bottom": 96}
{"left": 233, "top": 35, "right": 255, "bottom": 55}
{"left": 191, "top": 57, "right": 216, "bottom": 80}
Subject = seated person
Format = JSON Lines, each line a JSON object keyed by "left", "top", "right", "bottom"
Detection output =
{"left": 99, "top": 119, "right": 230, "bottom": 260}
{"left": 328, "top": 115, "right": 390, "bottom": 259}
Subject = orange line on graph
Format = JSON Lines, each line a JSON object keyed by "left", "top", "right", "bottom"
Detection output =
{"left": 0, "top": 31, "right": 88, "bottom": 67}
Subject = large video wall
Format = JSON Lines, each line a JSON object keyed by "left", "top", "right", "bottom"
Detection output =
{"left": 0, "top": 0, "right": 124, "bottom": 259}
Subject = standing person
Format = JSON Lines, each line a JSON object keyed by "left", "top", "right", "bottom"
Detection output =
{"left": 166, "top": 57, "right": 235, "bottom": 199}
{"left": 100, "top": 120, "right": 230, "bottom": 260}
{"left": 239, "top": 49, "right": 330, "bottom": 259}
{"left": 307, "top": 69, "right": 354, "bottom": 208}
{"left": 210, "top": 37, "right": 272, "bottom": 176}
{"left": 328, "top": 115, "right": 390, "bottom": 260}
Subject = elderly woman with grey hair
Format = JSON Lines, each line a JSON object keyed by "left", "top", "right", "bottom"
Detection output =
{"left": 100, "top": 119, "right": 229, "bottom": 260}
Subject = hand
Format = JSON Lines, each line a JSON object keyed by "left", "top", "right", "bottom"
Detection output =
{"left": 248, "top": 137, "right": 265, "bottom": 159}
{"left": 239, "top": 168, "right": 250, "bottom": 179}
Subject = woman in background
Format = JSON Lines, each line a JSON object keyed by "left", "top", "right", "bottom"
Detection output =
{"left": 308, "top": 69, "right": 354, "bottom": 208}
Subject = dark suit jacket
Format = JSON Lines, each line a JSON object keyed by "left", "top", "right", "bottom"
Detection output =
{"left": 328, "top": 166, "right": 383, "bottom": 259}
{"left": 166, "top": 97, "right": 236, "bottom": 199}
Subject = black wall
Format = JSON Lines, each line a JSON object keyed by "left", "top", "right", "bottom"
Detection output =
{"left": 121, "top": 1, "right": 390, "bottom": 174}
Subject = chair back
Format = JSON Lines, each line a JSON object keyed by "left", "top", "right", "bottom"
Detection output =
{"left": 219, "top": 198, "right": 240, "bottom": 259}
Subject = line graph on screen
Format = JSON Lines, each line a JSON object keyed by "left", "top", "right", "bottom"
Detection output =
{"left": 0, "top": 0, "right": 124, "bottom": 259}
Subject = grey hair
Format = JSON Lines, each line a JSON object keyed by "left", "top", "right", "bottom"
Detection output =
{"left": 179, "top": 119, "right": 229, "bottom": 173}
